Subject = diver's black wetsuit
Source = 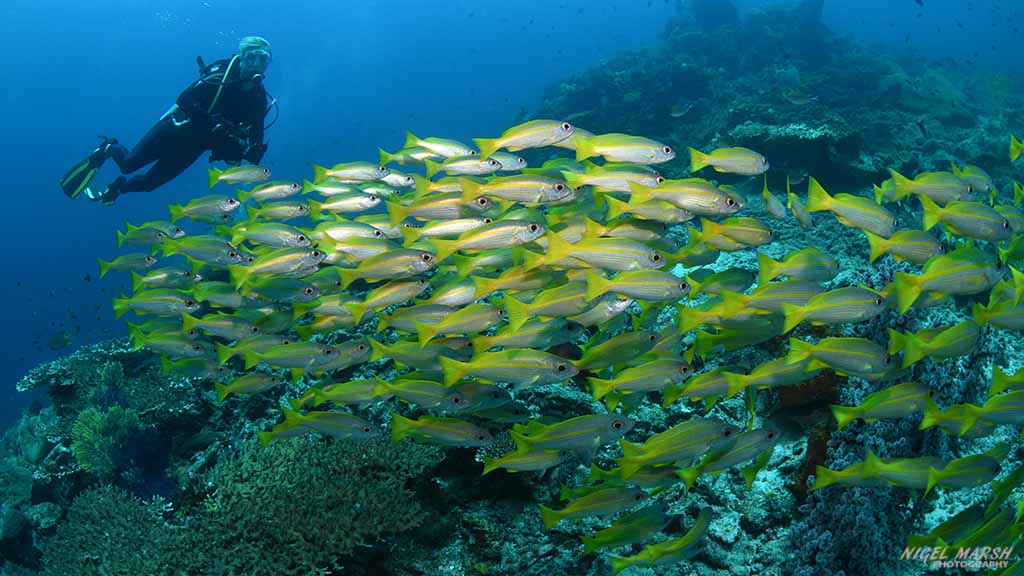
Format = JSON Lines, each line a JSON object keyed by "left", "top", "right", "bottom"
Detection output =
{"left": 107, "top": 57, "right": 269, "bottom": 194}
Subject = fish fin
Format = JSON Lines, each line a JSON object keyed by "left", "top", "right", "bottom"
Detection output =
{"left": 311, "top": 163, "right": 329, "bottom": 184}
{"left": 805, "top": 177, "right": 831, "bottom": 213}
{"left": 215, "top": 342, "right": 236, "bottom": 365}
{"left": 455, "top": 177, "right": 484, "bottom": 205}
{"left": 919, "top": 397, "right": 942, "bottom": 431}
{"left": 413, "top": 321, "right": 439, "bottom": 348}
{"left": 584, "top": 270, "right": 609, "bottom": 302}
{"left": 386, "top": 200, "right": 408, "bottom": 229}
{"left": 424, "top": 159, "right": 442, "bottom": 179}
{"left": 587, "top": 376, "right": 615, "bottom": 401}
{"left": 473, "top": 137, "right": 499, "bottom": 160}
{"left": 991, "top": 367, "right": 1010, "bottom": 396}
{"left": 827, "top": 401, "right": 860, "bottom": 428}
{"left": 428, "top": 238, "right": 458, "bottom": 263}
{"left": 242, "top": 350, "right": 261, "bottom": 371}
{"left": 864, "top": 231, "right": 887, "bottom": 263}
{"left": 742, "top": 451, "right": 772, "bottom": 489}
{"left": 959, "top": 404, "right": 981, "bottom": 437}
{"left": 785, "top": 337, "right": 815, "bottom": 365}
{"left": 96, "top": 258, "right": 112, "bottom": 279}
{"left": 301, "top": 179, "right": 317, "bottom": 195}
{"left": 390, "top": 413, "right": 414, "bottom": 443}
{"left": 1011, "top": 134, "right": 1023, "bottom": 162}
{"left": 894, "top": 272, "right": 922, "bottom": 314}
{"left": 604, "top": 195, "right": 631, "bottom": 220}
{"left": 573, "top": 134, "right": 596, "bottom": 162}
{"left": 688, "top": 147, "right": 709, "bottom": 172}
{"left": 378, "top": 147, "right": 394, "bottom": 166}
{"left": 901, "top": 331, "right": 928, "bottom": 368}
{"left": 367, "top": 338, "right": 390, "bottom": 361}
{"left": 256, "top": 430, "right": 275, "bottom": 448}
{"left": 538, "top": 504, "right": 561, "bottom": 530}
{"left": 780, "top": 302, "right": 806, "bottom": 334}
{"left": 207, "top": 166, "right": 222, "bottom": 189}
{"left": 307, "top": 199, "right": 325, "bottom": 220}
{"left": 918, "top": 194, "right": 942, "bottom": 231}
{"left": 214, "top": 383, "right": 231, "bottom": 402}
{"left": 756, "top": 251, "right": 779, "bottom": 284}
{"left": 925, "top": 467, "right": 942, "bottom": 496}
{"left": 811, "top": 465, "right": 838, "bottom": 491}
{"left": 676, "top": 466, "right": 701, "bottom": 491}
{"left": 112, "top": 294, "right": 130, "bottom": 320}
{"left": 886, "top": 168, "right": 915, "bottom": 200}
{"left": 403, "top": 131, "right": 419, "bottom": 149}
{"left": 439, "top": 355, "right": 470, "bottom": 386}
{"left": 503, "top": 294, "right": 530, "bottom": 333}
{"left": 481, "top": 456, "right": 501, "bottom": 475}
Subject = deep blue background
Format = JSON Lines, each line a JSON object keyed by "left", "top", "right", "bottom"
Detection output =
{"left": 2, "top": 0, "right": 1022, "bottom": 425}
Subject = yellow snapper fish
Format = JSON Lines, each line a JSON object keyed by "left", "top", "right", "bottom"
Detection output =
{"left": 688, "top": 146, "right": 769, "bottom": 176}
{"left": 574, "top": 133, "right": 676, "bottom": 164}
{"left": 473, "top": 119, "right": 575, "bottom": 158}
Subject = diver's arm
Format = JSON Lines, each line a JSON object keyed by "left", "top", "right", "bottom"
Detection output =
{"left": 243, "top": 91, "right": 268, "bottom": 164}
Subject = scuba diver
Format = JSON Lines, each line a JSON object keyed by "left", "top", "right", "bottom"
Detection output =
{"left": 60, "top": 36, "right": 277, "bottom": 205}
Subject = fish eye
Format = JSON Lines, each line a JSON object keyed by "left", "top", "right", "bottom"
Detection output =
{"left": 229, "top": 198, "right": 239, "bottom": 204}
{"left": 875, "top": 297, "right": 883, "bottom": 305}
{"left": 476, "top": 434, "right": 487, "bottom": 440}
{"left": 611, "top": 420, "right": 624, "bottom": 430}
{"left": 298, "top": 205, "right": 309, "bottom": 212}
{"left": 451, "top": 395, "right": 463, "bottom": 404}
{"left": 883, "top": 354, "right": 892, "bottom": 365}
{"left": 378, "top": 166, "right": 386, "bottom": 172}
{"left": 312, "top": 250, "right": 324, "bottom": 258}
{"left": 651, "top": 253, "right": 662, "bottom": 262}
{"left": 561, "top": 122, "right": 572, "bottom": 131}
{"left": 1003, "top": 220, "right": 1010, "bottom": 229}
{"left": 529, "top": 224, "right": 539, "bottom": 232}
{"left": 497, "top": 309, "right": 506, "bottom": 317}
{"left": 680, "top": 365, "right": 691, "bottom": 374}
{"left": 967, "top": 184, "right": 973, "bottom": 193}
{"left": 369, "top": 195, "right": 380, "bottom": 202}
{"left": 663, "top": 146, "right": 672, "bottom": 154}
{"left": 648, "top": 334, "right": 657, "bottom": 341}
{"left": 767, "top": 230, "right": 773, "bottom": 238}
{"left": 250, "top": 326, "right": 260, "bottom": 333}
{"left": 358, "top": 343, "right": 368, "bottom": 351}
{"left": 768, "top": 430, "right": 777, "bottom": 439}
{"left": 187, "top": 329, "right": 199, "bottom": 337}
{"left": 489, "top": 159, "right": 500, "bottom": 166}
{"left": 246, "top": 256, "right": 255, "bottom": 263}
{"left": 323, "top": 348, "right": 335, "bottom": 355}
{"left": 679, "top": 281, "right": 688, "bottom": 290}
{"left": 477, "top": 197, "right": 489, "bottom": 206}
{"left": 555, "top": 183, "right": 565, "bottom": 191}
{"left": 192, "top": 344, "right": 203, "bottom": 351}
{"left": 146, "top": 256, "right": 157, "bottom": 263}
{"left": 726, "top": 198, "right": 737, "bottom": 206}
{"left": 556, "top": 363, "right": 568, "bottom": 372}
{"left": 421, "top": 253, "right": 433, "bottom": 262}
{"left": 634, "top": 492, "right": 644, "bottom": 501}
{"left": 362, "top": 426, "right": 371, "bottom": 433}
{"left": 298, "top": 235, "right": 307, "bottom": 242}
{"left": 722, "top": 429, "right": 733, "bottom": 437}
{"left": 282, "top": 339, "right": 292, "bottom": 345}
{"left": 483, "top": 218, "right": 494, "bottom": 224}
{"left": 517, "top": 157, "right": 525, "bottom": 163}
{"left": 185, "top": 299, "right": 197, "bottom": 307}
{"left": 656, "top": 176, "right": 666, "bottom": 184}
{"left": 373, "top": 229, "right": 383, "bottom": 237}
{"left": 304, "top": 287, "right": 314, "bottom": 295}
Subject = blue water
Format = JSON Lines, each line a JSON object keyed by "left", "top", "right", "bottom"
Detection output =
{"left": 1, "top": 0, "right": 1021, "bottom": 426}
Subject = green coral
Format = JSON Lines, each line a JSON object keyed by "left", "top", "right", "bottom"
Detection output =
{"left": 70, "top": 406, "right": 141, "bottom": 477}
{"left": 41, "top": 485, "right": 175, "bottom": 576}
{"left": 176, "top": 435, "right": 443, "bottom": 575}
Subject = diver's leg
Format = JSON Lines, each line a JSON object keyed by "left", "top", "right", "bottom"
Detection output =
{"left": 108, "top": 116, "right": 179, "bottom": 174}
{"left": 117, "top": 143, "right": 205, "bottom": 194}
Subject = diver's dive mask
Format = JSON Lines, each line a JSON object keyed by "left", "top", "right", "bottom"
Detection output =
{"left": 240, "top": 48, "right": 271, "bottom": 79}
